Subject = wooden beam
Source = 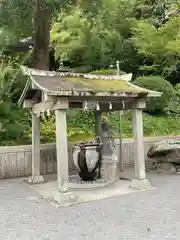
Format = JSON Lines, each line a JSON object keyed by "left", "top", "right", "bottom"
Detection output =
{"left": 23, "top": 99, "right": 37, "bottom": 108}
{"left": 69, "top": 96, "right": 140, "bottom": 102}
{"left": 52, "top": 98, "right": 69, "bottom": 110}
{"left": 32, "top": 101, "right": 54, "bottom": 115}
{"left": 69, "top": 100, "right": 138, "bottom": 112}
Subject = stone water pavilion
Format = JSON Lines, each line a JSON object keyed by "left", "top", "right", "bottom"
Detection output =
{"left": 18, "top": 66, "right": 161, "bottom": 195}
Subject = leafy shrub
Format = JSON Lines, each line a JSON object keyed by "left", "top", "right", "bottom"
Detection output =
{"left": 174, "top": 83, "right": 180, "bottom": 94}
{"left": 0, "top": 62, "right": 31, "bottom": 146}
{"left": 134, "top": 76, "right": 175, "bottom": 114}
{"left": 50, "top": 6, "right": 127, "bottom": 70}
{"left": 0, "top": 102, "right": 30, "bottom": 145}
{"left": 40, "top": 116, "right": 56, "bottom": 143}
{"left": 33, "top": 111, "right": 180, "bottom": 144}
{"left": 168, "top": 83, "right": 180, "bottom": 114}
{"left": 40, "top": 110, "right": 95, "bottom": 143}
{"left": 98, "top": 112, "right": 180, "bottom": 138}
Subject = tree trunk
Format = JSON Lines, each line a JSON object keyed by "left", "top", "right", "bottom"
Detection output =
{"left": 30, "top": 0, "right": 50, "bottom": 70}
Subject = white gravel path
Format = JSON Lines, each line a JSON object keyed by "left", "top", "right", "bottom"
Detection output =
{"left": 0, "top": 173, "right": 179, "bottom": 240}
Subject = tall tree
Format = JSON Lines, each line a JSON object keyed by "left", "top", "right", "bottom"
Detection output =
{"left": 31, "top": 0, "right": 51, "bottom": 69}
{"left": 0, "top": 0, "right": 69, "bottom": 70}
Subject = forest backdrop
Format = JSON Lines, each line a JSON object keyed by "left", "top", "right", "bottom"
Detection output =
{"left": 1, "top": 0, "right": 180, "bottom": 145}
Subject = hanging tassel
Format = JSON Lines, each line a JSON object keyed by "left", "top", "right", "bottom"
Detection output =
{"left": 47, "top": 109, "right": 50, "bottom": 117}
{"left": 122, "top": 101, "right": 125, "bottom": 109}
{"left": 109, "top": 102, "right": 112, "bottom": 110}
{"left": 84, "top": 100, "right": 88, "bottom": 110}
{"left": 36, "top": 112, "right": 40, "bottom": 118}
{"left": 96, "top": 101, "right": 100, "bottom": 110}
{"left": 41, "top": 111, "right": 45, "bottom": 119}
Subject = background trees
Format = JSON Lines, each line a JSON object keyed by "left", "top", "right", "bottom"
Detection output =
{"left": 132, "top": 17, "right": 180, "bottom": 78}
{"left": 0, "top": 0, "right": 180, "bottom": 145}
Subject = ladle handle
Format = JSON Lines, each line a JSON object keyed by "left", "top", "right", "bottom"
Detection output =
{"left": 95, "top": 136, "right": 102, "bottom": 145}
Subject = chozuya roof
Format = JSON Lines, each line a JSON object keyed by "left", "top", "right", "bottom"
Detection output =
{"left": 18, "top": 65, "right": 162, "bottom": 105}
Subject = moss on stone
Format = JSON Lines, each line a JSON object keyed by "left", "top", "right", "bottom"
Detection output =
{"left": 65, "top": 77, "right": 146, "bottom": 93}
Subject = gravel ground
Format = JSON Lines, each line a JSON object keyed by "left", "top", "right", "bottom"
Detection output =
{"left": 0, "top": 173, "right": 180, "bottom": 240}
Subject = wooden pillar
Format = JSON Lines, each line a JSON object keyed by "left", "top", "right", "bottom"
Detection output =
{"left": 130, "top": 99, "right": 151, "bottom": 190}
{"left": 54, "top": 99, "right": 69, "bottom": 192}
{"left": 95, "top": 111, "right": 102, "bottom": 137}
{"left": 29, "top": 113, "right": 44, "bottom": 183}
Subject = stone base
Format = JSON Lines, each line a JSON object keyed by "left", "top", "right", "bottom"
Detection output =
{"left": 57, "top": 186, "right": 69, "bottom": 193}
{"left": 28, "top": 175, "right": 45, "bottom": 184}
{"left": 129, "top": 178, "right": 151, "bottom": 190}
{"left": 101, "top": 156, "right": 118, "bottom": 182}
{"left": 57, "top": 180, "right": 69, "bottom": 193}
{"left": 157, "top": 162, "right": 177, "bottom": 174}
{"left": 29, "top": 176, "right": 142, "bottom": 208}
{"left": 145, "top": 159, "right": 158, "bottom": 172}
{"left": 51, "top": 190, "right": 78, "bottom": 207}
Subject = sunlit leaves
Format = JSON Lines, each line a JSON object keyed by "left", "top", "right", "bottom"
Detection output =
{"left": 51, "top": 7, "right": 91, "bottom": 62}
{"left": 132, "top": 16, "right": 180, "bottom": 75}
{"left": 50, "top": 1, "right": 133, "bottom": 68}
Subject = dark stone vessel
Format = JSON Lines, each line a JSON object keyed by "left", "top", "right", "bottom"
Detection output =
{"left": 73, "top": 122, "right": 116, "bottom": 181}
{"left": 73, "top": 137, "right": 102, "bottom": 181}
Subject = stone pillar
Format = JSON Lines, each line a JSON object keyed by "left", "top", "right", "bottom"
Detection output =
{"left": 130, "top": 99, "right": 151, "bottom": 190}
{"left": 95, "top": 111, "right": 102, "bottom": 137}
{"left": 100, "top": 126, "right": 118, "bottom": 182}
{"left": 29, "top": 114, "right": 44, "bottom": 184}
{"left": 54, "top": 99, "right": 69, "bottom": 192}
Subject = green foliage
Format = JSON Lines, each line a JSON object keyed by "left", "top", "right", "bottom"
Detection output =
{"left": 1, "top": 0, "right": 180, "bottom": 146}
{"left": 134, "top": 75, "right": 175, "bottom": 114}
{"left": 39, "top": 111, "right": 180, "bottom": 144}
{"left": 105, "top": 111, "right": 180, "bottom": 138}
{"left": 40, "top": 116, "right": 56, "bottom": 143}
{"left": 0, "top": 0, "right": 70, "bottom": 38}
{"left": 0, "top": 61, "right": 30, "bottom": 145}
{"left": 174, "top": 83, "right": 180, "bottom": 93}
{"left": 143, "top": 114, "right": 180, "bottom": 137}
{"left": 40, "top": 110, "right": 95, "bottom": 143}
{"left": 0, "top": 0, "right": 179, "bottom": 77}
{"left": 0, "top": 0, "right": 34, "bottom": 39}
{"left": 67, "top": 110, "right": 95, "bottom": 139}
{"left": 168, "top": 83, "right": 180, "bottom": 114}
{"left": 49, "top": 0, "right": 180, "bottom": 73}
{"left": 51, "top": 7, "right": 91, "bottom": 64}
{"left": 0, "top": 103, "right": 30, "bottom": 145}
{"left": 50, "top": 1, "right": 133, "bottom": 69}
{"left": 132, "top": 17, "right": 180, "bottom": 76}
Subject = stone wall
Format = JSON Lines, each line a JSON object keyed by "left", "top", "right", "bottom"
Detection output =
{"left": 0, "top": 136, "right": 179, "bottom": 179}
